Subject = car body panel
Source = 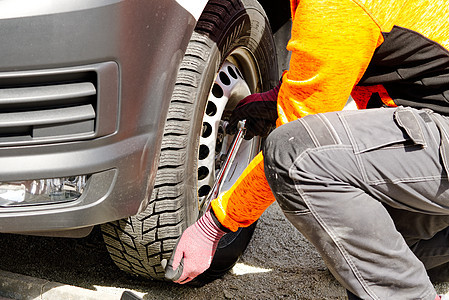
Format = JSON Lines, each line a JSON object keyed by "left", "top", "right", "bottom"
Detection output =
{"left": 0, "top": 0, "right": 196, "bottom": 235}
{"left": 0, "top": 0, "right": 291, "bottom": 236}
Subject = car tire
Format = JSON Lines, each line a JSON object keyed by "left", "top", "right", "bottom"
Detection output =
{"left": 101, "top": 0, "right": 278, "bottom": 280}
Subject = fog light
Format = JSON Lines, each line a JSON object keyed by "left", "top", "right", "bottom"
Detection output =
{"left": 0, "top": 176, "right": 87, "bottom": 207}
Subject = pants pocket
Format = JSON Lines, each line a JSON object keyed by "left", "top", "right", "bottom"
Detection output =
{"left": 338, "top": 107, "right": 439, "bottom": 184}
{"left": 339, "top": 107, "right": 425, "bottom": 154}
{"left": 394, "top": 107, "right": 427, "bottom": 147}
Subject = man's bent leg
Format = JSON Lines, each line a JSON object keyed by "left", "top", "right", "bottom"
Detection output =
{"left": 386, "top": 206, "right": 449, "bottom": 273}
{"left": 263, "top": 108, "right": 444, "bottom": 299}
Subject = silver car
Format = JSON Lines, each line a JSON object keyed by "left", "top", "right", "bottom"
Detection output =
{"left": 0, "top": 0, "right": 289, "bottom": 281}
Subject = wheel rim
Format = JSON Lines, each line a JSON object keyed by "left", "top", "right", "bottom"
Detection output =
{"left": 198, "top": 52, "right": 261, "bottom": 211}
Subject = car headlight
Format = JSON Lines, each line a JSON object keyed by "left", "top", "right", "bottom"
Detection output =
{"left": 0, "top": 176, "right": 87, "bottom": 207}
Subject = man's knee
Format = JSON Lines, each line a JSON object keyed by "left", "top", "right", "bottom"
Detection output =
{"left": 262, "top": 120, "right": 316, "bottom": 200}
{"left": 262, "top": 124, "right": 287, "bottom": 178}
{"left": 263, "top": 120, "right": 315, "bottom": 171}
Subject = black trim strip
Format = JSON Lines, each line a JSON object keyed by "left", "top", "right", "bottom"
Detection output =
{"left": 358, "top": 26, "right": 449, "bottom": 114}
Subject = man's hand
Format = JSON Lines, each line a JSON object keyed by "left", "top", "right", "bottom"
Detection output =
{"left": 228, "top": 81, "right": 281, "bottom": 140}
{"left": 161, "top": 211, "right": 226, "bottom": 284}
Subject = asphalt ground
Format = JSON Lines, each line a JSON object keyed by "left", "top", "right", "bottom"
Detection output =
{"left": 0, "top": 203, "right": 344, "bottom": 300}
{"left": 0, "top": 202, "right": 449, "bottom": 300}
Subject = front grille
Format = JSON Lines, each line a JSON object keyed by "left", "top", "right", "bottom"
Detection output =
{"left": 0, "top": 63, "right": 118, "bottom": 146}
{"left": 0, "top": 70, "right": 97, "bottom": 145}
{"left": 0, "top": 62, "right": 120, "bottom": 146}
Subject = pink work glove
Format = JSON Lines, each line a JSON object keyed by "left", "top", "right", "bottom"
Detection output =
{"left": 161, "top": 210, "right": 226, "bottom": 284}
{"left": 227, "top": 80, "right": 281, "bottom": 140}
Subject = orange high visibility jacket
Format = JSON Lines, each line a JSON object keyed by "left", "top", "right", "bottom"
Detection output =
{"left": 211, "top": 0, "right": 449, "bottom": 231}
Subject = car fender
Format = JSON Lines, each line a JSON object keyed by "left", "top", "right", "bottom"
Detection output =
{"left": 175, "top": 0, "right": 208, "bottom": 21}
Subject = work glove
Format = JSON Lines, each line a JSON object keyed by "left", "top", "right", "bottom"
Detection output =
{"left": 161, "top": 210, "right": 226, "bottom": 284}
{"left": 227, "top": 80, "right": 281, "bottom": 140}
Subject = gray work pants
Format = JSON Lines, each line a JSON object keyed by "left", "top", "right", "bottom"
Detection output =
{"left": 263, "top": 107, "right": 449, "bottom": 299}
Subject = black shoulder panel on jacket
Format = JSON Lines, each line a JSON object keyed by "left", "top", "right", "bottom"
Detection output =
{"left": 358, "top": 26, "right": 449, "bottom": 114}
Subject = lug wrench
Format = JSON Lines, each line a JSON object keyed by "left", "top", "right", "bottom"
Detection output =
{"left": 199, "top": 119, "right": 246, "bottom": 216}
{"left": 162, "top": 121, "right": 246, "bottom": 281}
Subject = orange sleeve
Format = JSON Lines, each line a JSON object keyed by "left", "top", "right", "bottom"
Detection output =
{"left": 211, "top": 152, "right": 275, "bottom": 232}
{"left": 212, "top": 0, "right": 383, "bottom": 232}
{"left": 277, "top": 0, "right": 383, "bottom": 125}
